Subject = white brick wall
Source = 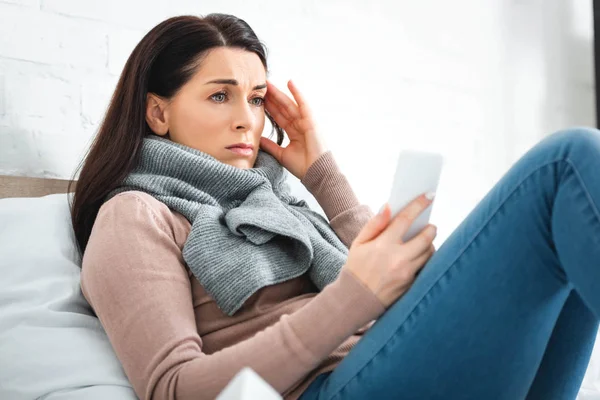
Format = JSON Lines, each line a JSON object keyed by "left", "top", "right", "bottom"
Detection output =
{"left": 0, "top": 0, "right": 39, "bottom": 7}
{"left": 0, "top": 0, "right": 595, "bottom": 236}
{"left": 0, "top": 5, "right": 107, "bottom": 68}
{"left": 0, "top": 75, "right": 5, "bottom": 116}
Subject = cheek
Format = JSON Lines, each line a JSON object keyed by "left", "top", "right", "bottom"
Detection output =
{"left": 175, "top": 101, "right": 227, "bottom": 137}
{"left": 256, "top": 109, "right": 266, "bottom": 133}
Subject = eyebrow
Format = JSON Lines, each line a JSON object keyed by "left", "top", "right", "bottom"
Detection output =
{"left": 205, "top": 79, "right": 267, "bottom": 90}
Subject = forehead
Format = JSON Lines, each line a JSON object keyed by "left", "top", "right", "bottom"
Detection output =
{"left": 192, "top": 47, "right": 266, "bottom": 85}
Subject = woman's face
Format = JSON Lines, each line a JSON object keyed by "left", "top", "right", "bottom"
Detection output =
{"left": 146, "top": 47, "right": 267, "bottom": 169}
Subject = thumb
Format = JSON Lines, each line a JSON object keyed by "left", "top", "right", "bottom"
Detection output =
{"left": 259, "top": 137, "right": 284, "bottom": 163}
{"left": 353, "top": 203, "right": 390, "bottom": 245}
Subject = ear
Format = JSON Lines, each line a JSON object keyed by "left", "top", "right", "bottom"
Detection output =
{"left": 145, "top": 93, "right": 170, "bottom": 136}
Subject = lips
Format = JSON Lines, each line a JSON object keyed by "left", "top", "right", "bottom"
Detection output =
{"left": 226, "top": 143, "right": 254, "bottom": 150}
{"left": 227, "top": 144, "right": 254, "bottom": 157}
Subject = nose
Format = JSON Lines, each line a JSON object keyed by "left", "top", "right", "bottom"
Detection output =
{"left": 231, "top": 101, "right": 256, "bottom": 133}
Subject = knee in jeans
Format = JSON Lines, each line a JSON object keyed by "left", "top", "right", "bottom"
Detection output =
{"left": 546, "top": 127, "right": 600, "bottom": 157}
{"left": 553, "top": 126, "right": 600, "bottom": 147}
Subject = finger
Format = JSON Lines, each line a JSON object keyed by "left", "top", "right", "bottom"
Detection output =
{"left": 287, "top": 80, "right": 312, "bottom": 116}
{"left": 401, "top": 224, "right": 437, "bottom": 260}
{"left": 380, "top": 193, "right": 434, "bottom": 243}
{"left": 266, "top": 81, "right": 300, "bottom": 120}
{"left": 259, "top": 136, "right": 284, "bottom": 162}
{"left": 265, "top": 86, "right": 296, "bottom": 121}
{"left": 409, "top": 244, "right": 436, "bottom": 273}
{"left": 265, "top": 100, "right": 291, "bottom": 130}
{"left": 353, "top": 203, "right": 391, "bottom": 245}
{"left": 265, "top": 91, "right": 293, "bottom": 122}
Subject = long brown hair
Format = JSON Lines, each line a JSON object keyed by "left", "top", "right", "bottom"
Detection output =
{"left": 68, "top": 14, "right": 284, "bottom": 257}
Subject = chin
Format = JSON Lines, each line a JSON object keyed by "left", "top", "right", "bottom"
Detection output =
{"left": 220, "top": 151, "right": 257, "bottom": 169}
{"left": 227, "top": 160, "right": 253, "bottom": 170}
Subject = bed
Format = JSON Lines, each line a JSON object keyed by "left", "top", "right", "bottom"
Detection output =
{"left": 0, "top": 175, "right": 75, "bottom": 198}
{"left": 0, "top": 175, "right": 598, "bottom": 399}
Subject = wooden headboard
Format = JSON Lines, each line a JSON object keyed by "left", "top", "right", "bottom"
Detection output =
{"left": 0, "top": 175, "right": 76, "bottom": 199}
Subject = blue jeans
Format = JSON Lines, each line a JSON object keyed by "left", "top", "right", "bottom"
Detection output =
{"left": 299, "top": 127, "right": 600, "bottom": 400}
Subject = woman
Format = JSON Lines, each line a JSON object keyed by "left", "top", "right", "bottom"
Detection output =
{"left": 70, "top": 13, "right": 600, "bottom": 400}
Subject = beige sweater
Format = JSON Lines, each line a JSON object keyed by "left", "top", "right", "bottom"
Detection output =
{"left": 81, "top": 151, "right": 387, "bottom": 400}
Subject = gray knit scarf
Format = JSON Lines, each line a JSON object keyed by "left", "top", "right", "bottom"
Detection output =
{"left": 104, "top": 135, "right": 348, "bottom": 316}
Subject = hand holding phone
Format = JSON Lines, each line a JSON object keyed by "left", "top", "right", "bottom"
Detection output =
{"left": 386, "top": 150, "right": 444, "bottom": 242}
{"left": 345, "top": 156, "right": 442, "bottom": 308}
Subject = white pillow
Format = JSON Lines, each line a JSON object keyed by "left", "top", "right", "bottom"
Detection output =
{"left": 0, "top": 185, "right": 314, "bottom": 400}
{"left": 0, "top": 193, "right": 137, "bottom": 400}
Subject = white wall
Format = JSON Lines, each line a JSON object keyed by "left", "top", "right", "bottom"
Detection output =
{"left": 0, "top": 0, "right": 599, "bottom": 395}
{"left": 0, "top": 0, "right": 595, "bottom": 242}
{"left": 0, "top": 0, "right": 594, "bottom": 244}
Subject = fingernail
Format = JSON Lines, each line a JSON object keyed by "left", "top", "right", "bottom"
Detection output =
{"left": 425, "top": 191, "right": 436, "bottom": 200}
{"left": 378, "top": 203, "right": 388, "bottom": 215}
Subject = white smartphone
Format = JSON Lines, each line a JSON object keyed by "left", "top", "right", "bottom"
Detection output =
{"left": 386, "top": 150, "right": 444, "bottom": 242}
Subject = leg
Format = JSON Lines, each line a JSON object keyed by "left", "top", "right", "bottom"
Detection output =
{"left": 299, "top": 127, "right": 600, "bottom": 400}
{"left": 526, "top": 291, "right": 598, "bottom": 399}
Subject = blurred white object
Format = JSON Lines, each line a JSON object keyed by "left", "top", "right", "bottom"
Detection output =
{"left": 216, "top": 367, "right": 282, "bottom": 400}
{"left": 577, "top": 329, "right": 600, "bottom": 400}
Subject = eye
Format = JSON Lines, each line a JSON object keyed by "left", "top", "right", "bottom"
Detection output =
{"left": 211, "top": 92, "right": 227, "bottom": 103}
{"left": 250, "top": 97, "right": 265, "bottom": 107}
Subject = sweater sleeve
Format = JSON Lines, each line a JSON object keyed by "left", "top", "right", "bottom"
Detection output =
{"left": 301, "top": 151, "right": 374, "bottom": 247}
{"left": 80, "top": 193, "right": 386, "bottom": 400}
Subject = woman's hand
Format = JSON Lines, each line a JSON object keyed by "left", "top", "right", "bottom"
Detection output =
{"left": 344, "top": 194, "right": 438, "bottom": 309}
{"left": 259, "top": 80, "right": 328, "bottom": 181}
